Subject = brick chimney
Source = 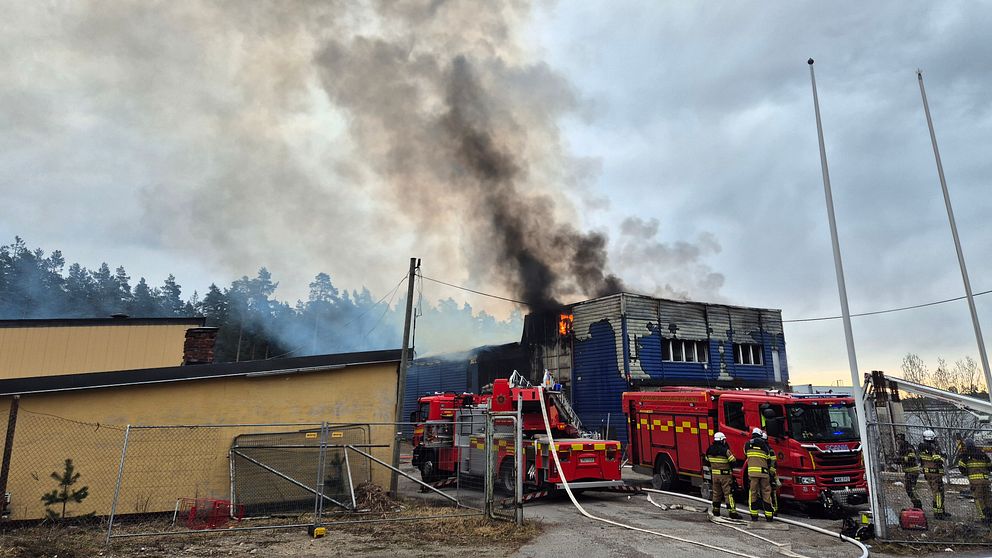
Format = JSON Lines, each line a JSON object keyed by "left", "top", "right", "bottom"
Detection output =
{"left": 183, "top": 327, "right": 219, "bottom": 365}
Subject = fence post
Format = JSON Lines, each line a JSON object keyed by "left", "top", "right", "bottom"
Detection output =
{"left": 515, "top": 393, "right": 523, "bottom": 526}
{"left": 106, "top": 424, "right": 132, "bottom": 545}
{"left": 313, "top": 422, "right": 329, "bottom": 528}
{"left": 484, "top": 412, "right": 494, "bottom": 518}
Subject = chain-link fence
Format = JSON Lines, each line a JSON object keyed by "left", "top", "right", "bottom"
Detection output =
{"left": 0, "top": 406, "right": 125, "bottom": 522}
{"left": 868, "top": 420, "right": 992, "bottom": 544}
{"left": 102, "top": 418, "right": 523, "bottom": 541}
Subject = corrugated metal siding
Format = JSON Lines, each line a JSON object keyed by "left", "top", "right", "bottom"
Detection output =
{"left": 401, "top": 357, "right": 471, "bottom": 437}
{"left": 571, "top": 318, "right": 632, "bottom": 444}
{"left": 572, "top": 294, "right": 624, "bottom": 381}
{"left": 624, "top": 295, "right": 659, "bottom": 382}
{"left": 707, "top": 306, "right": 732, "bottom": 342}
{"left": 660, "top": 300, "right": 709, "bottom": 339}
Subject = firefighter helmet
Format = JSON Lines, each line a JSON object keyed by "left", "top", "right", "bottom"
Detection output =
{"left": 713, "top": 432, "right": 726, "bottom": 442}
{"left": 752, "top": 427, "right": 763, "bottom": 437}
{"left": 923, "top": 429, "right": 937, "bottom": 441}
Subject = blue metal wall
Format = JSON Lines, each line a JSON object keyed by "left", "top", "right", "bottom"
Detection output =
{"left": 567, "top": 293, "right": 789, "bottom": 443}
{"left": 401, "top": 354, "right": 475, "bottom": 437}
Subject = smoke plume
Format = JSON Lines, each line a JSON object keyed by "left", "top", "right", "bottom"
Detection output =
{"left": 1, "top": 1, "right": 722, "bottom": 315}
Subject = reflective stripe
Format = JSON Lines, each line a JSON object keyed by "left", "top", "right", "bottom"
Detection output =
{"left": 747, "top": 466, "right": 767, "bottom": 474}
{"left": 746, "top": 451, "right": 770, "bottom": 459}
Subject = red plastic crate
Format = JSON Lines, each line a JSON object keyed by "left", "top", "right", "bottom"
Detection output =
{"left": 176, "top": 498, "right": 244, "bottom": 530}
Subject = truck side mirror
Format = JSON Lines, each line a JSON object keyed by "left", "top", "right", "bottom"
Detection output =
{"left": 409, "top": 411, "right": 418, "bottom": 423}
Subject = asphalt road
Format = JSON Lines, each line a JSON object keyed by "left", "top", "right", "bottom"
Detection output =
{"left": 397, "top": 458, "right": 992, "bottom": 558}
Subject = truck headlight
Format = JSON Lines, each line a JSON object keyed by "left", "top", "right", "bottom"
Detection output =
{"left": 797, "top": 476, "right": 816, "bottom": 485}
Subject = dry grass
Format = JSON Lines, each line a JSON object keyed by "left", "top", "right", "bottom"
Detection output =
{"left": 0, "top": 504, "right": 541, "bottom": 558}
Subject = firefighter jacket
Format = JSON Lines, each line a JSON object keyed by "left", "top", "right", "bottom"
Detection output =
{"left": 957, "top": 447, "right": 992, "bottom": 484}
{"left": 898, "top": 440, "right": 921, "bottom": 474}
{"left": 918, "top": 440, "right": 945, "bottom": 475}
{"left": 704, "top": 441, "right": 736, "bottom": 476}
{"left": 744, "top": 437, "right": 776, "bottom": 479}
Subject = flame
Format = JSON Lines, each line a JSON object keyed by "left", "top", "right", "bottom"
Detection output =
{"left": 558, "top": 313, "right": 574, "bottom": 336}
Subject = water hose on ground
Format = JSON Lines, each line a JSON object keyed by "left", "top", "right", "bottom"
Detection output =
{"left": 642, "top": 488, "right": 869, "bottom": 558}
{"left": 536, "top": 387, "right": 759, "bottom": 558}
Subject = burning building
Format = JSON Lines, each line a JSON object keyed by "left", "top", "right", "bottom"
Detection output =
{"left": 404, "top": 292, "right": 787, "bottom": 443}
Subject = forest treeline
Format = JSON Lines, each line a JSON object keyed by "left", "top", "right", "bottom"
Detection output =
{"left": 0, "top": 237, "right": 521, "bottom": 361}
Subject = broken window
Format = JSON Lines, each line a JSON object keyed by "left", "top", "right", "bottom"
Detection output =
{"left": 733, "top": 343, "right": 764, "bottom": 365}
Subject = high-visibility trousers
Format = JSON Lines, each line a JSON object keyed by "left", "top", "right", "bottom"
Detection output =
{"left": 749, "top": 476, "right": 773, "bottom": 518}
{"left": 904, "top": 473, "right": 922, "bottom": 507}
{"left": 970, "top": 480, "right": 991, "bottom": 521}
{"left": 924, "top": 474, "right": 945, "bottom": 514}
{"left": 712, "top": 475, "right": 735, "bottom": 512}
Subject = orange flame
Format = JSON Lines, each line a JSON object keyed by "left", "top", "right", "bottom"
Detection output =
{"left": 558, "top": 313, "right": 574, "bottom": 336}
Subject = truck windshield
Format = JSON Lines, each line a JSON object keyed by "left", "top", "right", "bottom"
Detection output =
{"left": 787, "top": 403, "right": 858, "bottom": 442}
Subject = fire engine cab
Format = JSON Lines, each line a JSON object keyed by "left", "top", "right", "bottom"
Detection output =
{"left": 623, "top": 388, "right": 867, "bottom": 510}
{"left": 412, "top": 374, "right": 623, "bottom": 494}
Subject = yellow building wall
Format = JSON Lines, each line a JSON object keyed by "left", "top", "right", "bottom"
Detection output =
{"left": 0, "top": 361, "right": 398, "bottom": 520}
{"left": 0, "top": 323, "right": 198, "bottom": 380}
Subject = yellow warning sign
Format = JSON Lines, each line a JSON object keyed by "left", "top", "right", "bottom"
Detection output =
{"left": 331, "top": 432, "right": 344, "bottom": 438}
{"left": 305, "top": 432, "right": 318, "bottom": 439}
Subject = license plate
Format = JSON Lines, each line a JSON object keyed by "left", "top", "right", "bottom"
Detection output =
{"left": 834, "top": 476, "right": 851, "bottom": 483}
{"left": 580, "top": 457, "right": 596, "bottom": 464}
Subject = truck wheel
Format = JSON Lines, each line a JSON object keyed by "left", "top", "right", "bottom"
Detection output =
{"left": 419, "top": 451, "right": 438, "bottom": 483}
{"left": 499, "top": 461, "right": 516, "bottom": 495}
{"left": 652, "top": 458, "right": 675, "bottom": 491}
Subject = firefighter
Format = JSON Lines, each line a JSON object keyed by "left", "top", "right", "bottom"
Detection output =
{"left": 897, "top": 433, "right": 924, "bottom": 508}
{"left": 919, "top": 429, "right": 948, "bottom": 519}
{"left": 745, "top": 427, "right": 776, "bottom": 522}
{"left": 957, "top": 439, "right": 992, "bottom": 525}
{"left": 705, "top": 432, "right": 741, "bottom": 519}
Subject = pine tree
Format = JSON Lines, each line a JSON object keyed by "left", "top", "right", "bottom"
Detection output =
{"left": 159, "top": 274, "right": 184, "bottom": 316}
{"left": 41, "top": 458, "right": 90, "bottom": 520}
{"left": 130, "top": 277, "right": 158, "bottom": 317}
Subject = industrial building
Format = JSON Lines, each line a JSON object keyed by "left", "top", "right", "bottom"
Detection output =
{"left": 404, "top": 292, "right": 787, "bottom": 443}
{"left": 0, "top": 317, "right": 401, "bottom": 521}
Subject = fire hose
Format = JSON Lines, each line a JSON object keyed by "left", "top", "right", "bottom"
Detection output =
{"left": 536, "top": 387, "right": 869, "bottom": 558}
{"left": 536, "top": 387, "right": 759, "bottom": 558}
{"left": 642, "top": 488, "right": 869, "bottom": 558}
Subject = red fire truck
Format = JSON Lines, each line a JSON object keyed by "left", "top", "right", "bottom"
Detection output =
{"left": 623, "top": 388, "right": 867, "bottom": 511}
{"left": 411, "top": 376, "right": 623, "bottom": 493}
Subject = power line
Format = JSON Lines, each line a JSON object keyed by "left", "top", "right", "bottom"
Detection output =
{"left": 783, "top": 288, "right": 992, "bottom": 323}
{"left": 364, "top": 276, "right": 407, "bottom": 339}
{"left": 421, "top": 275, "right": 530, "bottom": 305}
{"left": 267, "top": 272, "right": 409, "bottom": 359}
{"left": 423, "top": 273, "right": 992, "bottom": 325}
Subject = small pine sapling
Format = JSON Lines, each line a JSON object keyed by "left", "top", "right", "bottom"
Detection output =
{"left": 41, "top": 458, "right": 90, "bottom": 520}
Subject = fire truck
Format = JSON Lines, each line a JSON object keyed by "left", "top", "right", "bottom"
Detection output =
{"left": 623, "top": 388, "right": 867, "bottom": 511}
{"left": 411, "top": 374, "right": 623, "bottom": 494}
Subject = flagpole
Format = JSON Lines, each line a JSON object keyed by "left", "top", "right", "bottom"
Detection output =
{"left": 807, "top": 58, "right": 884, "bottom": 538}
{"left": 917, "top": 69, "right": 992, "bottom": 403}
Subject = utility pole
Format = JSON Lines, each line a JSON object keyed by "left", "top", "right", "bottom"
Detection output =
{"left": 390, "top": 257, "right": 420, "bottom": 496}
{"left": 807, "top": 59, "right": 884, "bottom": 538}
{"left": 917, "top": 70, "right": 992, "bottom": 406}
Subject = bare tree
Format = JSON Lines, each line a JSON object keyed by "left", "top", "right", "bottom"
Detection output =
{"left": 899, "top": 353, "right": 983, "bottom": 465}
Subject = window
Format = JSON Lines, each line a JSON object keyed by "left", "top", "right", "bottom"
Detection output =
{"left": 734, "top": 343, "right": 763, "bottom": 365}
{"left": 724, "top": 401, "right": 746, "bottom": 431}
{"left": 662, "top": 339, "right": 709, "bottom": 363}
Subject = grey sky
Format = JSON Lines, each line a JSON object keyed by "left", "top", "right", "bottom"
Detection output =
{"left": 2, "top": 1, "right": 990, "bottom": 384}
